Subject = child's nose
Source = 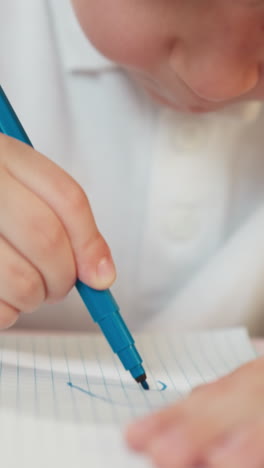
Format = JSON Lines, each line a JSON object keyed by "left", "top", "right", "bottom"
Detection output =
{"left": 170, "top": 47, "right": 259, "bottom": 103}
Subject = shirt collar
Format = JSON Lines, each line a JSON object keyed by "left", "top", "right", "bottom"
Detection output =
{"left": 49, "top": 0, "right": 118, "bottom": 73}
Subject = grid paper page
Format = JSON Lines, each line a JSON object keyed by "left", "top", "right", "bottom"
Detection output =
{"left": 0, "top": 327, "right": 257, "bottom": 468}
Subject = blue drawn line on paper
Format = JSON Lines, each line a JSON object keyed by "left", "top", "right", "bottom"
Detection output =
{"left": 158, "top": 381, "right": 167, "bottom": 391}
{"left": 67, "top": 380, "right": 167, "bottom": 406}
{"left": 68, "top": 382, "right": 117, "bottom": 404}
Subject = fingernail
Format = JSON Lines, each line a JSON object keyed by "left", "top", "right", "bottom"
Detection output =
{"left": 208, "top": 432, "right": 245, "bottom": 464}
{"left": 154, "top": 427, "right": 187, "bottom": 453}
{"left": 96, "top": 257, "right": 116, "bottom": 285}
{"left": 126, "top": 416, "right": 160, "bottom": 449}
{"left": 149, "top": 427, "right": 191, "bottom": 467}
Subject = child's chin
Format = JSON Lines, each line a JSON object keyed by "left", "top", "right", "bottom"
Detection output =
{"left": 144, "top": 87, "right": 221, "bottom": 114}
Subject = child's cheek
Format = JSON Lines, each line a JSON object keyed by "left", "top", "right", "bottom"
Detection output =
{"left": 71, "top": 0, "right": 161, "bottom": 69}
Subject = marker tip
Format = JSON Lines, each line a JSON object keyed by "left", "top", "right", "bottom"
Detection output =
{"left": 141, "top": 380, "right": 150, "bottom": 391}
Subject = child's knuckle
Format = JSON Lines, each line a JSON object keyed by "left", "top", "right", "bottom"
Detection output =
{"left": 37, "top": 218, "right": 65, "bottom": 258}
{"left": 65, "top": 183, "right": 88, "bottom": 216}
{"left": 13, "top": 268, "right": 43, "bottom": 310}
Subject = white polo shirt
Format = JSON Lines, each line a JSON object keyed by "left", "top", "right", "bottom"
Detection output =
{"left": 1, "top": 0, "right": 264, "bottom": 334}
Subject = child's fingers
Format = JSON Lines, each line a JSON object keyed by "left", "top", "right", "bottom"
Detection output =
{"left": 126, "top": 359, "right": 264, "bottom": 467}
{"left": 0, "top": 235, "right": 45, "bottom": 313}
{"left": 0, "top": 168, "right": 76, "bottom": 302}
{"left": 207, "top": 420, "right": 264, "bottom": 468}
{"left": 1, "top": 135, "right": 116, "bottom": 289}
{"left": 0, "top": 300, "right": 19, "bottom": 329}
{"left": 126, "top": 383, "right": 219, "bottom": 453}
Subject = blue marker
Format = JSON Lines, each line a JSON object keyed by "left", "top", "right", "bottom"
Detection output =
{"left": 0, "top": 86, "right": 149, "bottom": 390}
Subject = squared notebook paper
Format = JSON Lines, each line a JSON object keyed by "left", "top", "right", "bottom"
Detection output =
{"left": 0, "top": 328, "right": 257, "bottom": 468}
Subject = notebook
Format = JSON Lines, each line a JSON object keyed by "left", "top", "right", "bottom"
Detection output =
{"left": 0, "top": 328, "right": 257, "bottom": 468}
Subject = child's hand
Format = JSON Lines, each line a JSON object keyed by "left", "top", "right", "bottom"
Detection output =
{"left": 0, "top": 134, "right": 116, "bottom": 328}
{"left": 126, "top": 356, "right": 264, "bottom": 468}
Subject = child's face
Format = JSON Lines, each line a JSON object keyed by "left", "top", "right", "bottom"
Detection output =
{"left": 72, "top": 0, "right": 264, "bottom": 113}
